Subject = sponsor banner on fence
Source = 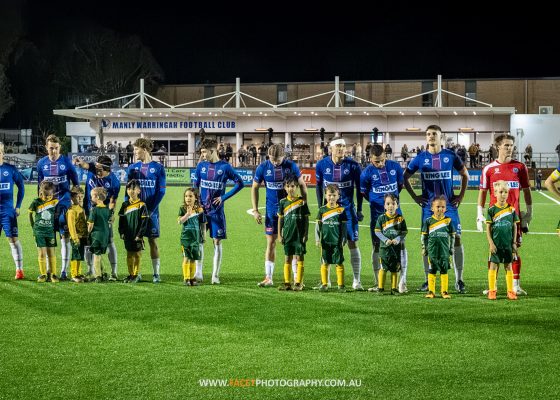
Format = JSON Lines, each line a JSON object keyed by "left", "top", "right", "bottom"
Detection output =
{"left": 166, "top": 168, "right": 190, "bottom": 184}
{"left": 454, "top": 169, "right": 481, "bottom": 187}
{"left": 300, "top": 168, "right": 317, "bottom": 186}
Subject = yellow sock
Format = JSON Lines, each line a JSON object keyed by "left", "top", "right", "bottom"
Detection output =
{"left": 283, "top": 263, "right": 291, "bottom": 283}
{"left": 38, "top": 257, "right": 47, "bottom": 276}
{"left": 94, "top": 257, "right": 101, "bottom": 277}
{"left": 50, "top": 257, "right": 57, "bottom": 275}
{"left": 506, "top": 270, "right": 514, "bottom": 292}
{"left": 391, "top": 272, "right": 398, "bottom": 290}
{"left": 134, "top": 254, "right": 141, "bottom": 276}
{"left": 127, "top": 254, "right": 134, "bottom": 276}
{"left": 76, "top": 261, "right": 82, "bottom": 277}
{"left": 70, "top": 260, "right": 78, "bottom": 278}
{"left": 428, "top": 273, "right": 436, "bottom": 293}
{"left": 441, "top": 273, "right": 449, "bottom": 294}
{"left": 321, "top": 264, "right": 329, "bottom": 285}
{"left": 182, "top": 261, "right": 189, "bottom": 280}
{"left": 489, "top": 269, "right": 497, "bottom": 291}
{"left": 378, "top": 269, "right": 385, "bottom": 289}
{"left": 296, "top": 261, "right": 304, "bottom": 284}
{"left": 189, "top": 261, "right": 196, "bottom": 279}
{"left": 336, "top": 264, "right": 344, "bottom": 286}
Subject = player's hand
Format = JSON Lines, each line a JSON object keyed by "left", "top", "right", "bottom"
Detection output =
{"left": 414, "top": 195, "right": 428, "bottom": 207}
{"left": 385, "top": 239, "right": 392, "bottom": 246}
{"left": 279, "top": 236, "right": 284, "bottom": 244}
{"left": 120, "top": 234, "right": 125, "bottom": 240}
{"left": 109, "top": 198, "right": 116, "bottom": 210}
{"left": 524, "top": 209, "right": 533, "bottom": 225}
{"left": 451, "top": 194, "right": 463, "bottom": 208}
{"left": 212, "top": 196, "right": 223, "bottom": 206}
{"left": 357, "top": 211, "right": 364, "bottom": 222}
{"left": 303, "top": 235, "right": 308, "bottom": 243}
{"left": 512, "top": 243, "right": 518, "bottom": 254}
{"left": 73, "top": 157, "right": 82, "bottom": 166}
{"left": 135, "top": 236, "right": 142, "bottom": 241}
{"left": 252, "top": 210, "right": 262, "bottom": 224}
{"left": 14, "top": 208, "right": 20, "bottom": 217}
{"left": 476, "top": 213, "right": 485, "bottom": 232}
{"left": 315, "top": 241, "right": 320, "bottom": 247}
{"left": 489, "top": 243, "right": 497, "bottom": 254}
{"left": 422, "top": 247, "right": 427, "bottom": 257}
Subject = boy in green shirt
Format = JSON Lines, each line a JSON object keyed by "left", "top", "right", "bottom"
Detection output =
{"left": 278, "top": 176, "right": 309, "bottom": 291}
{"left": 421, "top": 195, "right": 455, "bottom": 299}
{"left": 87, "top": 187, "right": 112, "bottom": 282}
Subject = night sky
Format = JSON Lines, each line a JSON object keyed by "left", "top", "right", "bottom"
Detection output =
{"left": 27, "top": 2, "right": 560, "bottom": 84}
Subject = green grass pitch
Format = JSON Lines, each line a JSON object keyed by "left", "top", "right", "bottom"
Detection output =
{"left": 1, "top": 184, "right": 559, "bottom": 399}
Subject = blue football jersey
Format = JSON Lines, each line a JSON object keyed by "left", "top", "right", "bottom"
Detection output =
{"left": 316, "top": 156, "right": 361, "bottom": 209}
{"left": 406, "top": 149, "right": 464, "bottom": 206}
{"left": 360, "top": 160, "right": 404, "bottom": 214}
{"left": 253, "top": 159, "right": 301, "bottom": 212}
{"left": 37, "top": 155, "right": 79, "bottom": 207}
{"left": 84, "top": 163, "right": 121, "bottom": 215}
{"left": 0, "top": 163, "right": 25, "bottom": 212}
{"left": 126, "top": 161, "right": 166, "bottom": 212}
{"left": 193, "top": 160, "right": 243, "bottom": 213}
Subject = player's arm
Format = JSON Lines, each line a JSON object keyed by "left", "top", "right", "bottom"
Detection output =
{"left": 452, "top": 166, "right": 469, "bottom": 207}
{"left": 73, "top": 158, "right": 92, "bottom": 170}
{"left": 544, "top": 170, "right": 560, "bottom": 199}
{"left": 486, "top": 220, "right": 496, "bottom": 253}
{"left": 403, "top": 169, "right": 425, "bottom": 207}
{"left": 315, "top": 219, "right": 322, "bottom": 246}
{"left": 353, "top": 164, "right": 364, "bottom": 220}
{"left": 219, "top": 167, "right": 243, "bottom": 204}
{"left": 136, "top": 205, "right": 149, "bottom": 240}
{"left": 315, "top": 165, "right": 324, "bottom": 207}
{"left": 14, "top": 168, "right": 25, "bottom": 216}
{"left": 359, "top": 168, "right": 370, "bottom": 203}
{"left": 420, "top": 220, "right": 428, "bottom": 255}
{"left": 251, "top": 181, "right": 262, "bottom": 224}
{"left": 302, "top": 215, "right": 309, "bottom": 243}
{"left": 297, "top": 175, "right": 308, "bottom": 203}
{"left": 152, "top": 166, "right": 167, "bottom": 210}
{"left": 118, "top": 204, "right": 126, "bottom": 238}
{"left": 67, "top": 209, "right": 79, "bottom": 243}
{"left": 512, "top": 217, "right": 519, "bottom": 253}
{"left": 278, "top": 214, "right": 284, "bottom": 244}
{"left": 67, "top": 157, "right": 80, "bottom": 187}
{"left": 28, "top": 209, "right": 35, "bottom": 229}
{"left": 37, "top": 161, "right": 44, "bottom": 193}
{"left": 394, "top": 219, "right": 408, "bottom": 243}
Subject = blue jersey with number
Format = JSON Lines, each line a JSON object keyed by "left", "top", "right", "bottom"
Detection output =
{"left": 84, "top": 163, "right": 121, "bottom": 215}
{"left": 406, "top": 149, "right": 464, "bottom": 206}
{"left": 37, "top": 155, "right": 79, "bottom": 207}
{"left": 126, "top": 161, "right": 166, "bottom": 213}
{"left": 254, "top": 159, "right": 301, "bottom": 213}
{"left": 0, "top": 163, "right": 25, "bottom": 212}
{"left": 360, "top": 160, "right": 403, "bottom": 215}
{"left": 316, "top": 156, "right": 361, "bottom": 208}
{"left": 193, "top": 160, "right": 243, "bottom": 214}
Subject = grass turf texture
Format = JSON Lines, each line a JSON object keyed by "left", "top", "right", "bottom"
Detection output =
{"left": 1, "top": 184, "right": 560, "bottom": 399}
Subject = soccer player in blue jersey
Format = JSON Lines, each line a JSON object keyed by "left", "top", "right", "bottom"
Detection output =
{"left": 37, "top": 134, "right": 80, "bottom": 279}
{"left": 251, "top": 144, "right": 308, "bottom": 287}
{"left": 403, "top": 125, "right": 469, "bottom": 293}
{"left": 194, "top": 139, "right": 243, "bottom": 284}
{"left": 360, "top": 144, "right": 407, "bottom": 292}
{"left": 74, "top": 155, "right": 121, "bottom": 280}
{"left": 0, "top": 142, "right": 25, "bottom": 279}
{"left": 316, "top": 137, "right": 364, "bottom": 290}
{"left": 126, "top": 138, "right": 166, "bottom": 283}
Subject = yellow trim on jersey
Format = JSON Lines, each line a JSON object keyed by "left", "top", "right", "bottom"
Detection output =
{"left": 382, "top": 215, "right": 403, "bottom": 230}
{"left": 428, "top": 217, "right": 451, "bottom": 234}
{"left": 492, "top": 206, "right": 515, "bottom": 222}
{"left": 283, "top": 199, "right": 304, "bottom": 216}
{"left": 36, "top": 199, "right": 58, "bottom": 214}
{"left": 551, "top": 169, "right": 560, "bottom": 182}
{"left": 321, "top": 206, "right": 344, "bottom": 222}
{"left": 125, "top": 200, "right": 147, "bottom": 216}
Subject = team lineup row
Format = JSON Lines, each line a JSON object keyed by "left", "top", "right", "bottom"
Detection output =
{"left": 1, "top": 128, "right": 559, "bottom": 298}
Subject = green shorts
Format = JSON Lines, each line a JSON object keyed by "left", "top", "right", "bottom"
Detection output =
{"left": 489, "top": 248, "right": 514, "bottom": 264}
{"left": 283, "top": 241, "right": 306, "bottom": 256}
{"left": 35, "top": 235, "right": 57, "bottom": 248}
{"left": 181, "top": 241, "right": 201, "bottom": 260}
{"left": 71, "top": 238, "right": 87, "bottom": 261}
{"left": 90, "top": 239, "right": 108, "bottom": 255}
{"left": 427, "top": 256, "right": 451, "bottom": 274}
{"left": 321, "top": 243, "right": 344, "bottom": 265}
{"left": 124, "top": 238, "right": 144, "bottom": 252}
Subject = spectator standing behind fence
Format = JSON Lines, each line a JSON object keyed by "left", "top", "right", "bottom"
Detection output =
{"left": 384, "top": 144, "right": 393, "bottom": 160}
{"left": 126, "top": 141, "right": 134, "bottom": 165}
{"left": 250, "top": 144, "right": 257, "bottom": 165}
{"left": 356, "top": 143, "right": 362, "bottom": 165}
{"left": 400, "top": 144, "right": 409, "bottom": 165}
{"left": 556, "top": 142, "right": 560, "bottom": 161}
{"left": 468, "top": 143, "right": 478, "bottom": 168}
{"left": 226, "top": 143, "right": 233, "bottom": 163}
{"left": 457, "top": 145, "right": 467, "bottom": 164}
{"left": 489, "top": 144, "right": 497, "bottom": 162}
{"left": 258, "top": 143, "right": 267, "bottom": 163}
{"left": 524, "top": 144, "right": 533, "bottom": 165}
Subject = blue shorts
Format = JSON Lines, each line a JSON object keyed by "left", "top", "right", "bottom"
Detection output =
{"left": 147, "top": 212, "right": 160, "bottom": 238}
{"left": 206, "top": 208, "right": 227, "bottom": 240}
{"left": 345, "top": 206, "right": 359, "bottom": 242}
{"left": 55, "top": 203, "right": 69, "bottom": 236}
{"left": 421, "top": 206, "right": 462, "bottom": 235}
{"left": 264, "top": 211, "right": 278, "bottom": 235}
{"left": 0, "top": 209, "right": 19, "bottom": 238}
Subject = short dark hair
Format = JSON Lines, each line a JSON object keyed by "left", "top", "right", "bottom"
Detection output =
{"left": 426, "top": 124, "right": 442, "bottom": 132}
{"left": 494, "top": 133, "right": 515, "bottom": 146}
{"left": 126, "top": 179, "right": 141, "bottom": 190}
{"left": 71, "top": 186, "right": 85, "bottom": 198}
{"left": 431, "top": 194, "right": 447, "bottom": 205}
{"left": 384, "top": 193, "right": 398, "bottom": 203}
{"left": 325, "top": 184, "right": 339, "bottom": 194}
{"left": 97, "top": 155, "right": 112, "bottom": 172}
{"left": 371, "top": 144, "right": 385, "bottom": 157}
{"left": 284, "top": 175, "right": 299, "bottom": 187}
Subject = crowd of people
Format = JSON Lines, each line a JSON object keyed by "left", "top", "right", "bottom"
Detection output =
{"left": 1, "top": 127, "right": 559, "bottom": 300}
